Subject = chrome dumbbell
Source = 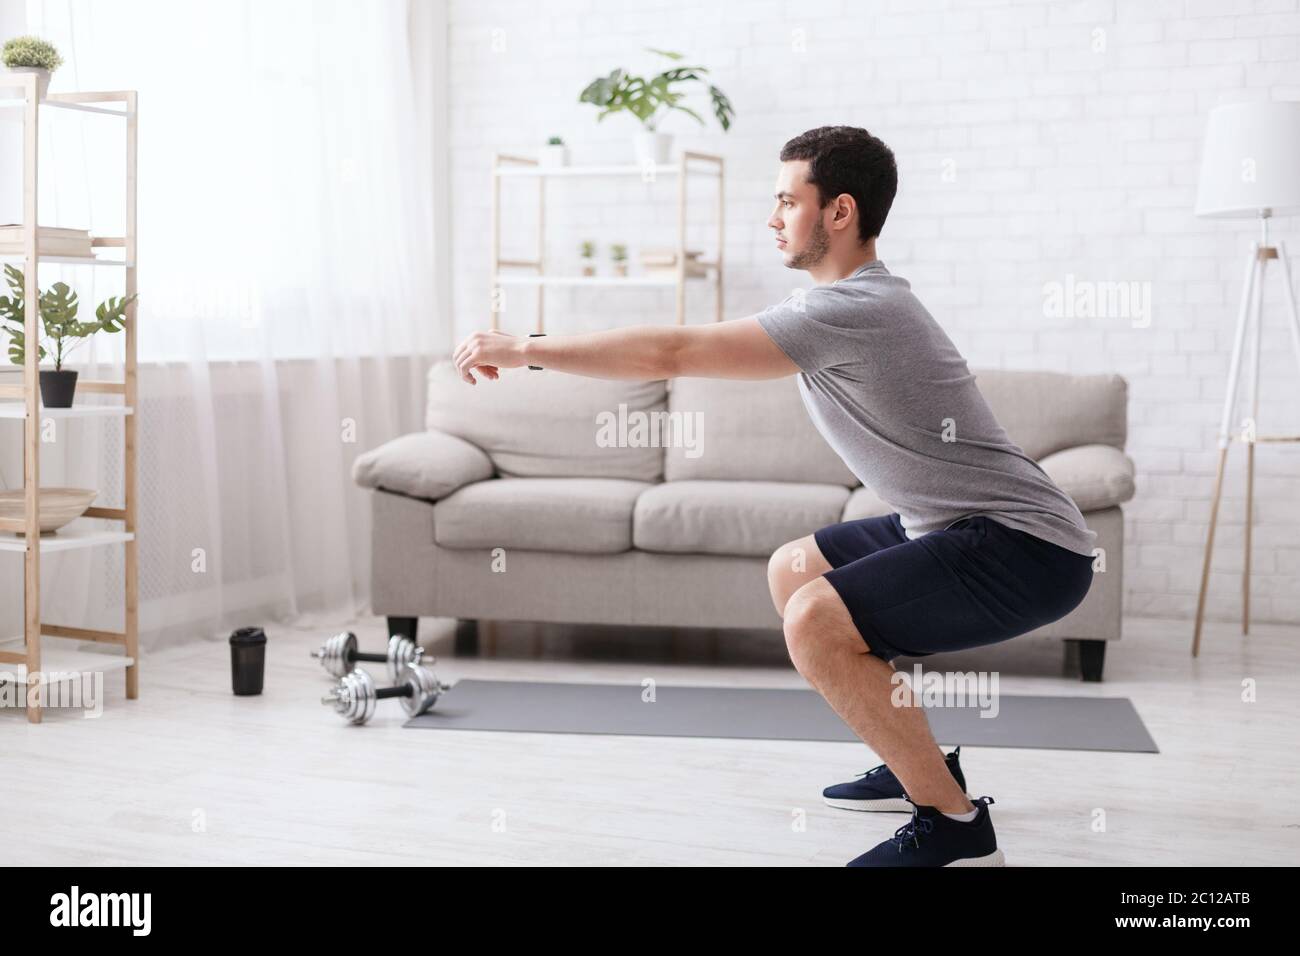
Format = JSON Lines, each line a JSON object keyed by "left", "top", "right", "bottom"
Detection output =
{"left": 311, "top": 631, "right": 423, "bottom": 682}
{"left": 321, "top": 662, "right": 451, "bottom": 726}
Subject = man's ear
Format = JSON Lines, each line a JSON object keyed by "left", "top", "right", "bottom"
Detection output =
{"left": 832, "top": 194, "right": 856, "bottom": 230}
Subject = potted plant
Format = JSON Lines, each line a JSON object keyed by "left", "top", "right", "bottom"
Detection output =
{"left": 0, "top": 264, "right": 136, "bottom": 408}
{"left": 2, "top": 35, "right": 63, "bottom": 101}
{"left": 579, "top": 240, "right": 597, "bottom": 277}
{"left": 610, "top": 243, "right": 628, "bottom": 277}
{"left": 540, "top": 135, "right": 568, "bottom": 167}
{"left": 579, "top": 48, "right": 735, "bottom": 166}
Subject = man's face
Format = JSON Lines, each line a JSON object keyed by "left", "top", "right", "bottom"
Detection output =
{"left": 768, "top": 159, "right": 830, "bottom": 270}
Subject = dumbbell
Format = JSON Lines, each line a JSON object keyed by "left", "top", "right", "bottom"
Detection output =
{"left": 321, "top": 662, "right": 452, "bottom": 726}
{"left": 311, "top": 631, "right": 423, "bottom": 682}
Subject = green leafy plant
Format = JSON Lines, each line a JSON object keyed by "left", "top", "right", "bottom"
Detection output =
{"left": 610, "top": 243, "right": 628, "bottom": 263}
{"left": 580, "top": 240, "right": 596, "bottom": 259}
{"left": 579, "top": 48, "right": 734, "bottom": 132}
{"left": 547, "top": 135, "right": 564, "bottom": 145}
{"left": 2, "top": 35, "right": 63, "bottom": 71}
{"left": 0, "top": 265, "right": 136, "bottom": 371}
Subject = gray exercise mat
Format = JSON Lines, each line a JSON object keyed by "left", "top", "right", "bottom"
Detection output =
{"left": 405, "top": 679, "right": 1158, "bottom": 753}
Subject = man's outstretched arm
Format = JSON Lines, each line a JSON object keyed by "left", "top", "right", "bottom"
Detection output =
{"left": 452, "top": 318, "right": 798, "bottom": 384}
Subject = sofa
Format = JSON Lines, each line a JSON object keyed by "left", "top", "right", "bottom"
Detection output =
{"left": 353, "top": 361, "right": 1135, "bottom": 681}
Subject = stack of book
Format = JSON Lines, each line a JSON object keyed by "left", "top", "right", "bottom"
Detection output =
{"left": 0, "top": 224, "right": 95, "bottom": 257}
{"left": 640, "top": 247, "right": 709, "bottom": 278}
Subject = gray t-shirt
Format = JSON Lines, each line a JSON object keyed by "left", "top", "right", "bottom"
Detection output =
{"left": 756, "top": 259, "right": 1097, "bottom": 558}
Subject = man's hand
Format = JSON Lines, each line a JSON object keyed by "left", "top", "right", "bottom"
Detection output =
{"left": 453, "top": 329, "right": 527, "bottom": 384}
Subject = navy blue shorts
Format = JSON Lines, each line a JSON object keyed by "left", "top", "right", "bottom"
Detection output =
{"left": 813, "top": 513, "right": 1095, "bottom": 664}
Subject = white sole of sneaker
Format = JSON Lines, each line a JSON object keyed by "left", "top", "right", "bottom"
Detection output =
{"left": 824, "top": 796, "right": 913, "bottom": 812}
{"left": 944, "top": 848, "right": 1006, "bottom": 867}
{"left": 823, "top": 793, "right": 975, "bottom": 813}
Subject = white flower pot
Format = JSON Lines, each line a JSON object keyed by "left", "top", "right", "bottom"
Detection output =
{"left": 633, "top": 130, "right": 673, "bottom": 166}
{"left": 539, "top": 144, "right": 569, "bottom": 167}
{"left": 7, "top": 66, "right": 50, "bottom": 100}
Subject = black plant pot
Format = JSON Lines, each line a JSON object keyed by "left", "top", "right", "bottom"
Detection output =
{"left": 39, "top": 369, "right": 78, "bottom": 408}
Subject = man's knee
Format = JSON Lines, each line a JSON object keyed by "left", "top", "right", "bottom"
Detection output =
{"left": 783, "top": 579, "right": 838, "bottom": 653}
{"left": 783, "top": 578, "right": 867, "bottom": 669}
{"left": 766, "top": 535, "right": 828, "bottom": 618}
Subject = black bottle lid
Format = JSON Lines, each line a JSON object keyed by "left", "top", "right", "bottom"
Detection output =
{"left": 229, "top": 626, "right": 267, "bottom": 646}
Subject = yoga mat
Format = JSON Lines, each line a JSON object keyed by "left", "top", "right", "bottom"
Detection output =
{"left": 405, "top": 679, "right": 1158, "bottom": 753}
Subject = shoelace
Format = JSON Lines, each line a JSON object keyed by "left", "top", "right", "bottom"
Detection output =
{"left": 891, "top": 806, "right": 933, "bottom": 852}
{"left": 855, "top": 763, "right": 890, "bottom": 779}
{"left": 856, "top": 748, "right": 960, "bottom": 780}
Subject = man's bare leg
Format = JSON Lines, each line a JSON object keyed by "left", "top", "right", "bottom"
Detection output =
{"left": 782, "top": 576, "right": 973, "bottom": 815}
{"left": 767, "top": 534, "right": 949, "bottom": 772}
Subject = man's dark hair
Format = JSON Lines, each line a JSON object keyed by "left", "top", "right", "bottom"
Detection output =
{"left": 779, "top": 126, "right": 897, "bottom": 244}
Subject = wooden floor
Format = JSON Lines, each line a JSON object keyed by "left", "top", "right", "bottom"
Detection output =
{"left": 3, "top": 614, "right": 1297, "bottom": 866}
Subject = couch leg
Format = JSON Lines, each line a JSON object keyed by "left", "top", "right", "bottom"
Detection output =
{"left": 1077, "top": 639, "right": 1106, "bottom": 682}
{"left": 387, "top": 616, "right": 418, "bottom": 644}
{"left": 454, "top": 619, "right": 480, "bottom": 657}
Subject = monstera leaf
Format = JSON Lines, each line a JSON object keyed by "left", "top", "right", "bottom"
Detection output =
{"left": 0, "top": 266, "right": 137, "bottom": 369}
{"left": 96, "top": 295, "right": 132, "bottom": 334}
{"left": 579, "top": 49, "right": 735, "bottom": 133}
{"left": 5, "top": 326, "right": 46, "bottom": 365}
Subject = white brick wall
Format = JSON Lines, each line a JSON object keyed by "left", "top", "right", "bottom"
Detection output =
{"left": 447, "top": 0, "right": 1300, "bottom": 626}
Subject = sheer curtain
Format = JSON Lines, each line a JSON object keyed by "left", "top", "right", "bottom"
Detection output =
{"left": 2, "top": 0, "right": 443, "bottom": 648}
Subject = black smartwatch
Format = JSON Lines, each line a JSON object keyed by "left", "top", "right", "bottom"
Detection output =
{"left": 528, "top": 332, "right": 545, "bottom": 370}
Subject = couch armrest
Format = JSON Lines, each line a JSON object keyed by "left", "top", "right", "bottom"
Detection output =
{"left": 352, "top": 429, "right": 494, "bottom": 501}
{"left": 1038, "top": 443, "right": 1136, "bottom": 512}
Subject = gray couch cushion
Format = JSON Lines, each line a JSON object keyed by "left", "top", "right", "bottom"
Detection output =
{"left": 664, "top": 377, "right": 859, "bottom": 487}
{"left": 1038, "top": 444, "right": 1137, "bottom": 511}
{"left": 352, "top": 429, "right": 494, "bottom": 500}
{"left": 633, "top": 480, "right": 851, "bottom": 557}
{"left": 425, "top": 360, "right": 668, "bottom": 482}
{"left": 841, "top": 486, "right": 894, "bottom": 521}
{"left": 972, "top": 368, "right": 1127, "bottom": 460}
{"left": 434, "top": 477, "right": 650, "bottom": 554}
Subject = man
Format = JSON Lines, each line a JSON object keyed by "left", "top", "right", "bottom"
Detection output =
{"left": 453, "top": 125, "right": 1096, "bottom": 867}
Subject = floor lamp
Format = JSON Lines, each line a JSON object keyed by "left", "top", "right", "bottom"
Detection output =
{"left": 1192, "top": 101, "right": 1300, "bottom": 657}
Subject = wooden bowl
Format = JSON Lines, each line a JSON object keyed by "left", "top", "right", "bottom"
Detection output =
{"left": 0, "top": 488, "right": 98, "bottom": 535}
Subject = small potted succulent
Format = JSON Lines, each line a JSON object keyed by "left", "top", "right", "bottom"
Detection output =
{"left": 610, "top": 243, "right": 628, "bottom": 277}
{"left": 579, "top": 240, "right": 597, "bottom": 277}
{"left": 540, "top": 135, "right": 568, "bottom": 167}
{"left": 2, "top": 35, "right": 64, "bottom": 101}
{"left": 0, "top": 264, "right": 137, "bottom": 408}
{"left": 579, "top": 48, "right": 734, "bottom": 165}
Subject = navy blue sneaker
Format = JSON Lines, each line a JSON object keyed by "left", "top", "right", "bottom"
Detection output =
{"left": 846, "top": 795, "right": 1005, "bottom": 867}
{"left": 823, "top": 746, "right": 969, "bottom": 812}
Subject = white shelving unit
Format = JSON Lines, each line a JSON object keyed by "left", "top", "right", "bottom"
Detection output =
{"left": 489, "top": 151, "right": 725, "bottom": 329}
{"left": 0, "top": 77, "right": 139, "bottom": 723}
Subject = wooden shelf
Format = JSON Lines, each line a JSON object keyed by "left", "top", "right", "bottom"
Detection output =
{"left": 495, "top": 162, "right": 721, "bottom": 179}
{"left": 0, "top": 404, "right": 133, "bottom": 420}
{"left": 0, "top": 93, "right": 133, "bottom": 118}
{"left": 494, "top": 274, "right": 714, "bottom": 287}
{"left": 0, "top": 252, "right": 132, "bottom": 267}
{"left": 0, "top": 524, "right": 134, "bottom": 554}
{"left": 0, "top": 636, "right": 135, "bottom": 686}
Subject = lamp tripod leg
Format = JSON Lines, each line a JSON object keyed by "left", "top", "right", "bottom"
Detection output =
{"left": 1194, "top": 245, "right": 1259, "bottom": 657}
{"left": 1243, "top": 252, "right": 1266, "bottom": 637}
{"left": 1194, "top": 447, "right": 1230, "bottom": 659}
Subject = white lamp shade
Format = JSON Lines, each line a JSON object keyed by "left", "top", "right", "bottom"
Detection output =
{"left": 1194, "top": 101, "right": 1300, "bottom": 219}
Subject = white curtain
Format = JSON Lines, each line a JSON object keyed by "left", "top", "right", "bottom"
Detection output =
{"left": 2, "top": 0, "right": 443, "bottom": 648}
